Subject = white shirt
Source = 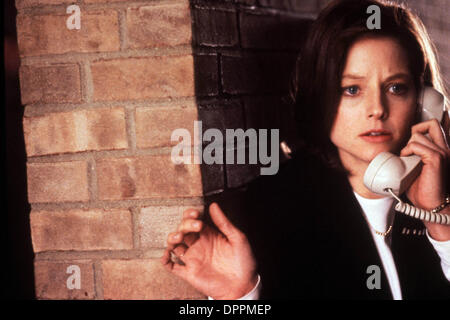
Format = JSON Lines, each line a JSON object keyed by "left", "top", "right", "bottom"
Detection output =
{"left": 354, "top": 192, "right": 450, "bottom": 300}
{"left": 354, "top": 192, "right": 403, "bottom": 299}
{"left": 224, "top": 192, "right": 450, "bottom": 300}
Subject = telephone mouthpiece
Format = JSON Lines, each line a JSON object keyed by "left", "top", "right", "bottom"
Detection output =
{"left": 363, "top": 152, "right": 421, "bottom": 196}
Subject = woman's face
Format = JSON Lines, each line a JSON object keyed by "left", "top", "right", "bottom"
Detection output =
{"left": 330, "top": 36, "right": 418, "bottom": 170}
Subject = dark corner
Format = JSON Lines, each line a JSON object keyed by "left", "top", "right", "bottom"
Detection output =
{"left": 3, "top": 0, "right": 35, "bottom": 300}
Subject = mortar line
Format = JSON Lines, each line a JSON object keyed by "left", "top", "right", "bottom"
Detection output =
{"left": 25, "top": 146, "right": 174, "bottom": 163}
{"left": 125, "top": 106, "right": 137, "bottom": 154}
{"left": 79, "top": 62, "right": 88, "bottom": 103}
{"left": 131, "top": 207, "right": 141, "bottom": 250}
{"left": 87, "top": 155, "right": 98, "bottom": 202}
{"left": 118, "top": 9, "right": 128, "bottom": 51}
{"left": 93, "top": 260, "right": 104, "bottom": 300}
{"left": 29, "top": 196, "right": 205, "bottom": 211}
{"left": 83, "top": 60, "right": 94, "bottom": 103}
{"left": 24, "top": 96, "right": 197, "bottom": 117}
{"left": 20, "top": 46, "right": 193, "bottom": 65}
{"left": 35, "top": 248, "right": 166, "bottom": 260}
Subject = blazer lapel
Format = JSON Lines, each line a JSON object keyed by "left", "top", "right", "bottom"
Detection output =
{"left": 318, "top": 170, "right": 393, "bottom": 299}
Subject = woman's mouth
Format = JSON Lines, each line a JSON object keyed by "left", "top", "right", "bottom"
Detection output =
{"left": 359, "top": 129, "right": 393, "bottom": 143}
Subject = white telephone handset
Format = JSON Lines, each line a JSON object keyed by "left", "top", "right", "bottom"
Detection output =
{"left": 363, "top": 87, "right": 450, "bottom": 225}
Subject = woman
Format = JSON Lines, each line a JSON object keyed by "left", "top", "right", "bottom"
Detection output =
{"left": 161, "top": 0, "right": 450, "bottom": 299}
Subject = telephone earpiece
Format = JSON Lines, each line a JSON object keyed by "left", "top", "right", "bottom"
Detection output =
{"left": 363, "top": 86, "right": 449, "bottom": 225}
{"left": 418, "top": 86, "right": 444, "bottom": 122}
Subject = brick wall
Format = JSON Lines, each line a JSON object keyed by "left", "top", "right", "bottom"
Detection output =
{"left": 192, "top": 0, "right": 315, "bottom": 194}
{"left": 16, "top": 0, "right": 447, "bottom": 300}
{"left": 17, "top": 0, "right": 204, "bottom": 300}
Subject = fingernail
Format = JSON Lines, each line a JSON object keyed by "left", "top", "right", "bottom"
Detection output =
{"left": 192, "top": 221, "right": 200, "bottom": 228}
{"left": 190, "top": 211, "right": 197, "bottom": 217}
{"left": 173, "top": 233, "right": 180, "bottom": 239}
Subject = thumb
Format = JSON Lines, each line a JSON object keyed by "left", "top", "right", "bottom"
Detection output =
{"left": 209, "top": 202, "right": 242, "bottom": 243}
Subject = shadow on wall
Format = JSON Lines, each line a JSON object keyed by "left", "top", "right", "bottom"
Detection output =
{"left": 3, "top": 0, "right": 35, "bottom": 299}
{"left": 189, "top": 0, "right": 313, "bottom": 212}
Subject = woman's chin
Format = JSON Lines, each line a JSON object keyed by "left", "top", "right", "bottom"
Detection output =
{"left": 337, "top": 144, "right": 400, "bottom": 168}
{"left": 364, "top": 149, "right": 390, "bottom": 163}
{"left": 364, "top": 143, "right": 401, "bottom": 161}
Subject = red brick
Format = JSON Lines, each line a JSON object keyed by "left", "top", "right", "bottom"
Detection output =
{"left": 96, "top": 155, "right": 203, "bottom": 200}
{"left": 16, "top": 0, "right": 73, "bottom": 8}
{"left": 138, "top": 205, "right": 203, "bottom": 248}
{"left": 30, "top": 209, "right": 133, "bottom": 252}
{"left": 126, "top": 2, "right": 191, "bottom": 49}
{"left": 135, "top": 103, "right": 198, "bottom": 148}
{"left": 91, "top": 55, "right": 194, "bottom": 101}
{"left": 102, "top": 259, "right": 205, "bottom": 299}
{"left": 17, "top": 11, "right": 119, "bottom": 57}
{"left": 27, "top": 161, "right": 89, "bottom": 203}
{"left": 24, "top": 107, "right": 128, "bottom": 156}
{"left": 34, "top": 260, "right": 95, "bottom": 300}
{"left": 19, "top": 64, "right": 81, "bottom": 105}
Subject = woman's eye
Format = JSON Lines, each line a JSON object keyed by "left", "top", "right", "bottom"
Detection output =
{"left": 342, "top": 86, "right": 360, "bottom": 96}
{"left": 388, "top": 83, "right": 408, "bottom": 95}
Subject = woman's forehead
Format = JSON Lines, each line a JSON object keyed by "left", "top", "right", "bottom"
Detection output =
{"left": 342, "top": 37, "right": 412, "bottom": 77}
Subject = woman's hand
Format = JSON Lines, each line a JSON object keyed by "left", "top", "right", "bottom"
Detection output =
{"left": 160, "top": 202, "right": 258, "bottom": 299}
{"left": 400, "top": 119, "right": 450, "bottom": 241}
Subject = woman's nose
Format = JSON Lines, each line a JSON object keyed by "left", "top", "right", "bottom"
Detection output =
{"left": 366, "top": 90, "right": 387, "bottom": 120}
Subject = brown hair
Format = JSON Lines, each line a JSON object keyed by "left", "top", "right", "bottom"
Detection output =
{"left": 291, "top": 0, "right": 448, "bottom": 170}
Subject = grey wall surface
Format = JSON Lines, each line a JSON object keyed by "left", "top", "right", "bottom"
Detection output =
{"left": 405, "top": 0, "right": 449, "bottom": 88}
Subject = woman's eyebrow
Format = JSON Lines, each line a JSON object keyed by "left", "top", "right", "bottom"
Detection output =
{"left": 383, "top": 73, "right": 412, "bottom": 82}
{"left": 342, "top": 74, "right": 365, "bottom": 80}
{"left": 341, "top": 72, "right": 412, "bottom": 81}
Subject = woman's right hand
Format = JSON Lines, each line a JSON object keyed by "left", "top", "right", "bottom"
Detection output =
{"left": 160, "top": 202, "right": 258, "bottom": 300}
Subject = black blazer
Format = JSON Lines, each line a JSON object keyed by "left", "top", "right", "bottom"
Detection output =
{"left": 214, "top": 151, "right": 450, "bottom": 299}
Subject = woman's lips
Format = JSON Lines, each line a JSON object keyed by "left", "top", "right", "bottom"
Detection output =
{"left": 359, "top": 129, "right": 393, "bottom": 143}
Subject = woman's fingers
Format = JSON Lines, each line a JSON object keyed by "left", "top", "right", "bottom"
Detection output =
{"left": 183, "top": 209, "right": 201, "bottom": 219}
{"left": 161, "top": 248, "right": 176, "bottom": 270}
{"left": 177, "top": 218, "right": 203, "bottom": 233}
{"left": 161, "top": 249, "right": 186, "bottom": 277}
{"left": 407, "top": 132, "right": 447, "bottom": 156}
{"left": 209, "top": 202, "right": 243, "bottom": 244}
{"left": 167, "top": 231, "right": 184, "bottom": 250}
{"left": 178, "top": 210, "right": 202, "bottom": 246}
{"left": 183, "top": 232, "right": 199, "bottom": 246}
{"left": 400, "top": 141, "right": 446, "bottom": 166}
{"left": 411, "top": 119, "right": 448, "bottom": 150}
{"left": 161, "top": 248, "right": 171, "bottom": 265}
{"left": 166, "top": 217, "right": 203, "bottom": 250}
{"left": 162, "top": 208, "right": 207, "bottom": 277}
{"left": 172, "top": 243, "right": 188, "bottom": 257}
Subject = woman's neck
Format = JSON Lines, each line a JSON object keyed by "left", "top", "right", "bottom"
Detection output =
{"left": 338, "top": 152, "right": 386, "bottom": 199}
{"left": 347, "top": 173, "right": 385, "bottom": 199}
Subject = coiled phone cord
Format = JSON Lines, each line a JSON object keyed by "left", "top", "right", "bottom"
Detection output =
{"left": 386, "top": 188, "right": 450, "bottom": 225}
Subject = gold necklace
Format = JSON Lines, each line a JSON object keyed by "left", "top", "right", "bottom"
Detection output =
{"left": 362, "top": 213, "right": 393, "bottom": 237}
{"left": 372, "top": 225, "right": 393, "bottom": 237}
